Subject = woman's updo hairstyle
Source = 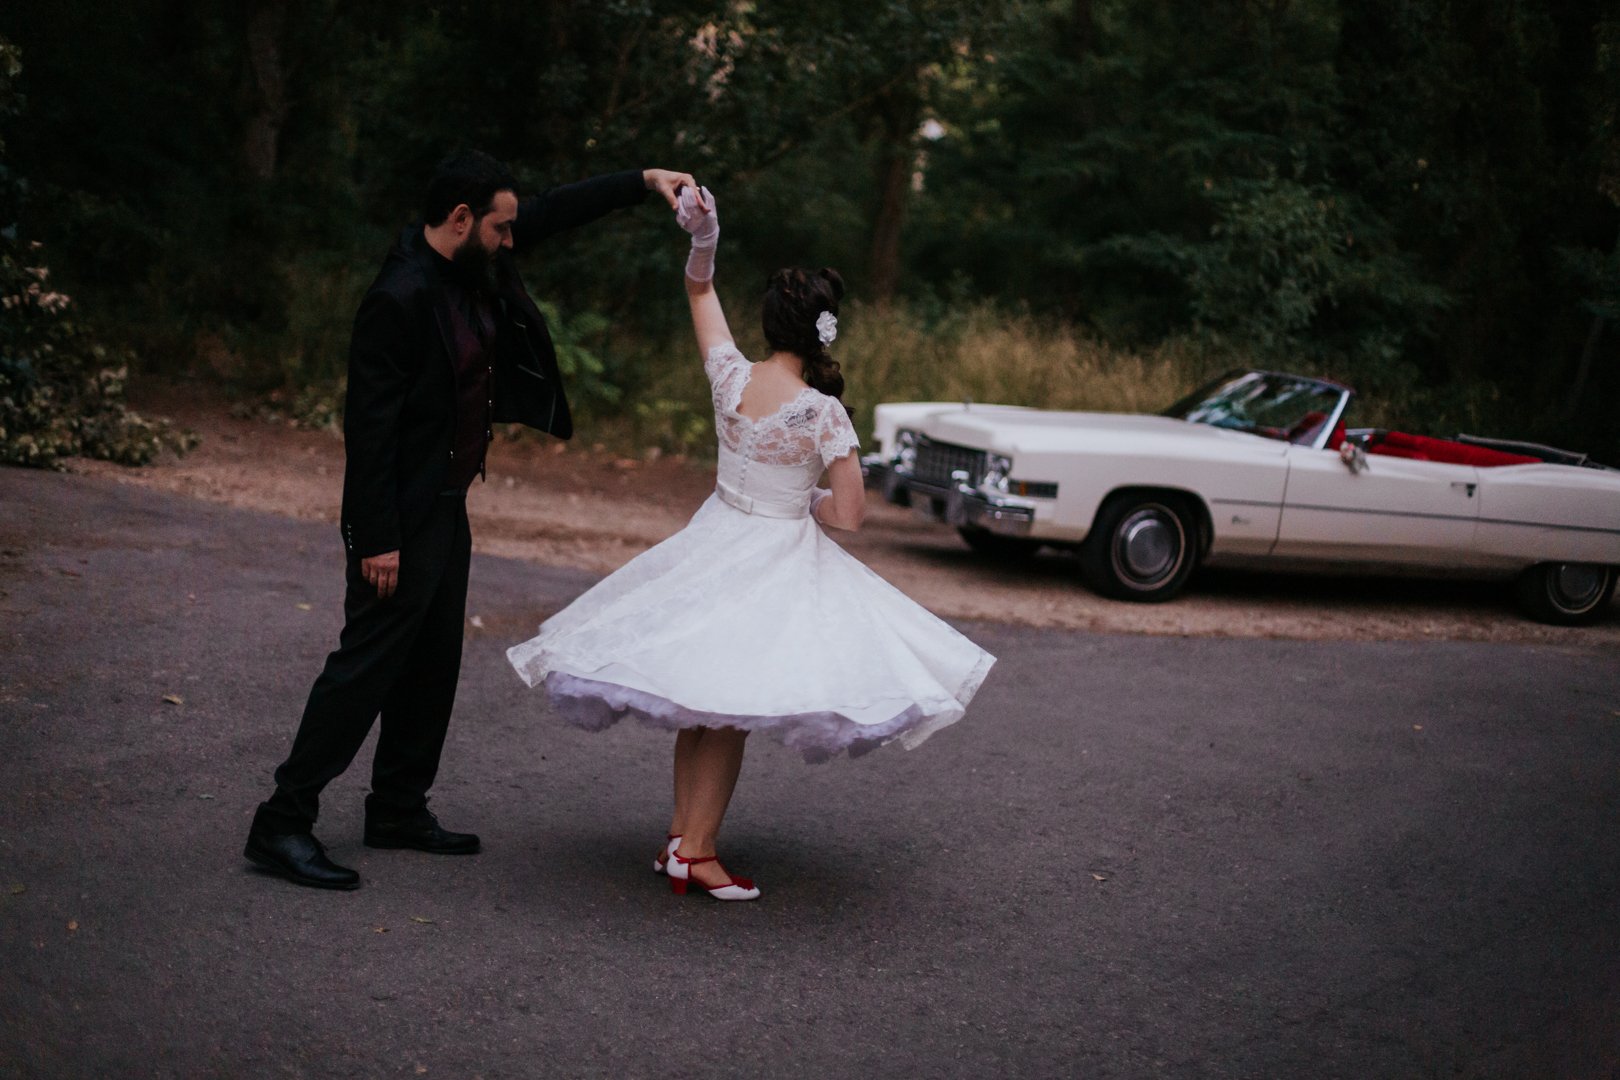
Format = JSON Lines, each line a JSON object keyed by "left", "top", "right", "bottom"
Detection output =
{"left": 762, "top": 267, "right": 847, "bottom": 406}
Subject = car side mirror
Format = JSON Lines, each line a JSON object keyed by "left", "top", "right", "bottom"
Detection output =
{"left": 1339, "top": 441, "right": 1369, "bottom": 475}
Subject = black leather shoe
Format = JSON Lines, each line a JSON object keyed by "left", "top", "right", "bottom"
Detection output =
{"left": 244, "top": 829, "right": 361, "bottom": 890}
{"left": 363, "top": 809, "right": 480, "bottom": 854}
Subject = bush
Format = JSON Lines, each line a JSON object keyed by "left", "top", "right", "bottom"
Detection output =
{"left": 0, "top": 38, "right": 192, "bottom": 469}
{"left": 0, "top": 238, "right": 196, "bottom": 467}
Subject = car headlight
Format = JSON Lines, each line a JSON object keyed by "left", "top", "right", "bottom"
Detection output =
{"left": 982, "top": 453, "right": 1012, "bottom": 493}
{"left": 895, "top": 429, "right": 918, "bottom": 472}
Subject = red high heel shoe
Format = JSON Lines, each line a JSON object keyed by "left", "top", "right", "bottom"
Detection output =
{"left": 667, "top": 851, "right": 760, "bottom": 901}
{"left": 654, "top": 834, "right": 681, "bottom": 875}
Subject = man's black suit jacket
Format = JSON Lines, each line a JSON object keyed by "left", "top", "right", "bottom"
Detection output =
{"left": 340, "top": 169, "right": 647, "bottom": 559}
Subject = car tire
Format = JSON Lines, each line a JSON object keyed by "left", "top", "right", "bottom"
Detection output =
{"left": 1080, "top": 494, "right": 1197, "bottom": 602}
{"left": 957, "top": 527, "right": 1041, "bottom": 560}
{"left": 1514, "top": 562, "right": 1617, "bottom": 625}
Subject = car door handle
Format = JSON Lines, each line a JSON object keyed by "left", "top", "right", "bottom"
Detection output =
{"left": 1450, "top": 481, "right": 1477, "bottom": 497}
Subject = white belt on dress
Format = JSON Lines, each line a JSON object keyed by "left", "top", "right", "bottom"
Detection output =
{"left": 715, "top": 480, "right": 808, "bottom": 519}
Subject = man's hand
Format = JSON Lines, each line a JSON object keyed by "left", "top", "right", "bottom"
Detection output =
{"left": 644, "top": 168, "right": 703, "bottom": 210}
{"left": 361, "top": 550, "right": 400, "bottom": 599}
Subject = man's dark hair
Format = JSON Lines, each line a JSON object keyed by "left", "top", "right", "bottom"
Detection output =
{"left": 422, "top": 150, "right": 518, "bottom": 226}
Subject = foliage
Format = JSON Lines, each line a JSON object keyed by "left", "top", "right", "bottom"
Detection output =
{"left": 0, "top": 239, "right": 197, "bottom": 466}
{"left": 2, "top": 1, "right": 1618, "bottom": 460}
{"left": 536, "top": 300, "right": 621, "bottom": 412}
{"left": 0, "top": 37, "right": 193, "bottom": 469}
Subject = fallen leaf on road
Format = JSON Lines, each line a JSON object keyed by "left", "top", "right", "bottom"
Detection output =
{"left": 468, "top": 615, "right": 484, "bottom": 629}
{"left": 162, "top": 694, "right": 184, "bottom": 706}
{"left": 1091, "top": 873, "right": 1109, "bottom": 882}
{"left": 9, "top": 884, "right": 24, "bottom": 895}
{"left": 1413, "top": 724, "right": 1423, "bottom": 731}
{"left": 409, "top": 916, "right": 435, "bottom": 924}
{"left": 295, "top": 603, "right": 312, "bottom": 611}
{"left": 57, "top": 568, "right": 81, "bottom": 578}
{"left": 374, "top": 926, "right": 388, "bottom": 934}
{"left": 67, "top": 920, "right": 78, "bottom": 931}
{"left": 415, "top": 1067, "right": 428, "bottom": 1075}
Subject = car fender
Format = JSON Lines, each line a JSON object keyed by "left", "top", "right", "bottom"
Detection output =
{"left": 911, "top": 417, "right": 1289, "bottom": 554}
{"left": 1475, "top": 464, "right": 1620, "bottom": 566}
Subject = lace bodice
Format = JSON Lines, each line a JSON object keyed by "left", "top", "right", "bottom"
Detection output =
{"left": 705, "top": 343, "right": 859, "bottom": 516}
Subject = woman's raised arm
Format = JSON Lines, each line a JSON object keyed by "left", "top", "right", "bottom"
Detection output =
{"left": 677, "top": 186, "right": 733, "bottom": 356}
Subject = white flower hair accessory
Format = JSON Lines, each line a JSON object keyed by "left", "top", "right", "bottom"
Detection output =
{"left": 816, "top": 310, "right": 838, "bottom": 346}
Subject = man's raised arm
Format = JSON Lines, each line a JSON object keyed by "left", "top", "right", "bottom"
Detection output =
{"left": 511, "top": 168, "right": 698, "bottom": 251}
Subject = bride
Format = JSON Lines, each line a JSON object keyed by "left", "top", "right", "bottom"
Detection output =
{"left": 507, "top": 186, "right": 995, "bottom": 901}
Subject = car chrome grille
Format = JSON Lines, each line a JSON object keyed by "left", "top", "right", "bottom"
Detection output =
{"left": 913, "top": 437, "right": 987, "bottom": 488}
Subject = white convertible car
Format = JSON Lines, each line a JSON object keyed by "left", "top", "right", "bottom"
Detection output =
{"left": 863, "top": 369, "right": 1620, "bottom": 624}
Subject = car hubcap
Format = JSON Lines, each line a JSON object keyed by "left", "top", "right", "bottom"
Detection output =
{"left": 1550, "top": 563, "right": 1607, "bottom": 612}
{"left": 1114, "top": 506, "right": 1184, "bottom": 586}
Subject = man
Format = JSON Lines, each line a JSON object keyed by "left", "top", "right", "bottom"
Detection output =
{"left": 244, "top": 151, "right": 698, "bottom": 889}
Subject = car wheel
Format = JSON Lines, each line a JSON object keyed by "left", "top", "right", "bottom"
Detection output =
{"left": 1514, "top": 562, "right": 1617, "bottom": 625}
{"left": 1080, "top": 494, "right": 1196, "bottom": 602}
{"left": 957, "top": 527, "right": 1041, "bottom": 560}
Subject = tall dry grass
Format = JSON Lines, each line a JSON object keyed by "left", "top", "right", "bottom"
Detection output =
{"left": 594, "top": 299, "right": 1212, "bottom": 456}
{"left": 841, "top": 301, "right": 1201, "bottom": 419}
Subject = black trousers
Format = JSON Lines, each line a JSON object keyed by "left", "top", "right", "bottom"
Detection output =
{"left": 253, "top": 492, "right": 472, "bottom": 834}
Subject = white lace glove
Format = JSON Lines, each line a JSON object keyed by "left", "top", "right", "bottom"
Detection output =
{"left": 810, "top": 487, "right": 833, "bottom": 521}
{"left": 676, "top": 185, "right": 718, "bottom": 282}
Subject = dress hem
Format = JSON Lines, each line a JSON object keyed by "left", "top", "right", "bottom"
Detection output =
{"left": 526, "top": 650, "right": 994, "bottom": 764}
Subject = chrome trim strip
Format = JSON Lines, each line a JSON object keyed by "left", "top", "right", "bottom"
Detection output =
{"left": 1474, "top": 516, "right": 1620, "bottom": 537}
{"left": 1283, "top": 502, "right": 1620, "bottom": 536}
{"left": 1211, "top": 498, "right": 1284, "bottom": 509}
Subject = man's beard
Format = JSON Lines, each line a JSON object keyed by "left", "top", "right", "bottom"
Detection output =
{"left": 451, "top": 234, "right": 500, "bottom": 292}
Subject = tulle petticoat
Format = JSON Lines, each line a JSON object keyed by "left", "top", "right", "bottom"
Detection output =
{"left": 506, "top": 493, "right": 995, "bottom": 762}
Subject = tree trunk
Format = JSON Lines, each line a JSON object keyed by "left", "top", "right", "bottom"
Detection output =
{"left": 1563, "top": 313, "right": 1605, "bottom": 418}
{"left": 867, "top": 81, "right": 921, "bottom": 307}
{"left": 1069, "top": 0, "right": 1095, "bottom": 58}
{"left": 242, "top": 0, "right": 289, "bottom": 182}
{"left": 1066, "top": 0, "right": 1098, "bottom": 130}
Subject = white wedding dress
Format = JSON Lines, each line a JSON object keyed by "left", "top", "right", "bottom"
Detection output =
{"left": 506, "top": 343, "right": 995, "bottom": 762}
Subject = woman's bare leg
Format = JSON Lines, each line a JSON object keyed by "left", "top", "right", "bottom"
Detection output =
{"left": 668, "top": 726, "right": 748, "bottom": 888}
{"left": 667, "top": 728, "right": 703, "bottom": 841}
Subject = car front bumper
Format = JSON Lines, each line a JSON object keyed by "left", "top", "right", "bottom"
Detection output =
{"left": 903, "top": 477, "right": 1036, "bottom": 537}
{"left": 861, "top": 454, "right": 912, "bottom": 506}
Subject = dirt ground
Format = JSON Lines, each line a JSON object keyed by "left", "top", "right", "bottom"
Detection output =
{"left": 62, "top": 381, "right": 1620, "bottom": 645}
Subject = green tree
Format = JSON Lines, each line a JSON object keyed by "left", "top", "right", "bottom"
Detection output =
{"left": 0, "top": 37, "right": 193, "bottom": 467}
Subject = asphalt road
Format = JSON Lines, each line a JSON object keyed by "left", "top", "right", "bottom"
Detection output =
{"left": 2, "top": 466, "right": 1618, "bottom": 1079}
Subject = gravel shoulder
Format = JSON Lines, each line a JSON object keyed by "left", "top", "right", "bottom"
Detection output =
{"left": 66, "top": 382, "right": 1620, "bottom": 646}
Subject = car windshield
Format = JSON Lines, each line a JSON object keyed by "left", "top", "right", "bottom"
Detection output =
{"left": 1163, "top": 371, "right": 1346, "bottom": 445}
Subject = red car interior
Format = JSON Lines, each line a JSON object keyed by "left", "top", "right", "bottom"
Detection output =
{"left": 1364, "top": 430, "right": 1540, "bottom": 468}
{"left": 1267, "top": 408, "right": 1538, "bottom": 467}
